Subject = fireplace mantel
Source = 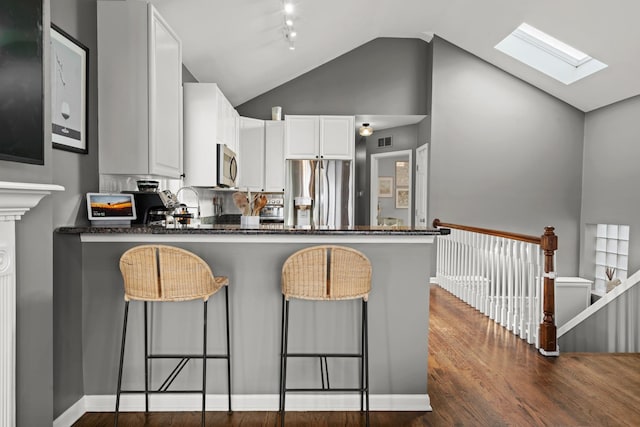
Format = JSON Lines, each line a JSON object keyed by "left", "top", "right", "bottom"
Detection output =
{"left": 0, "top": 181, "right": 63, "bottom": 427}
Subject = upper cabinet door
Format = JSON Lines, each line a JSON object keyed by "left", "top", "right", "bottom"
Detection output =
{"left": 265, "top": 121, "right": 286, "bottom": 192}
{"left": 97, "top": 1, "right": 183, "bottom": 178}
{"left": 285, "top": 115, "right": 319, "bottom": 159}
{"left": 238, "top": 117, "right": 265, "bottom": 191}
{"left": 148, "top": 5, "right": 183, "bottom": 177}
{"left": 319, "top": 116, "right": 354, "bottom": 159}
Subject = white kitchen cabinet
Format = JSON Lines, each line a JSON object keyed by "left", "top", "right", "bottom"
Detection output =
{"left": 319, "top": 116, "right": 355, "bottom": 159}
{"left": 285, "top": 115, "right": 319, "bottom": 159}
{"left": 264, "top": 121, "right": 286, "bottom": 192}
{"left": 97, "top": 1, "right": 183, "bottom": 178}
{"left": 238, "top": 119, "right": 285, "bottom": 192}
{"left": 238, "top": 117, "right": 265, "bottom": 191}
{"left": 182, "top": 83, "right": 238, "bottom": 187}
{"left": 285, "top": 115, "right": 354, "bottom": 160}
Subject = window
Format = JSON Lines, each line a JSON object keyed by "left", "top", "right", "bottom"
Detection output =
{"left": 495, "top": 23, "right": 607, "bottom": 85}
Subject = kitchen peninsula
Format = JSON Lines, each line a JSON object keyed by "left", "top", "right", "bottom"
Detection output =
{"left": 54, "top": 225, "right": 446, "bottom": 413}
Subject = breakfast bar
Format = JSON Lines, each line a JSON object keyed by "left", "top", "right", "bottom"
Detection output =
{"left": 54, "top": 225, "right": 445, "bottom": 412}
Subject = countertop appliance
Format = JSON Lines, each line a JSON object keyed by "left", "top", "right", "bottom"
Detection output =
{"left": 260, "top": 194, "right": 284, "bottom": 223}
{"left": 124, "top": 190, "right": 180, "bottom": 225}
{"left": 217, "top": 144, "right": 238, "bottom": 187}
{"left": 285, "top": 160, "right": 352, "bottom": 228}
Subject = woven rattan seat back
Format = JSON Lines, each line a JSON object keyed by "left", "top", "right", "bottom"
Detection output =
{"left": 119, "top": 245, "right": 227, "bottom": 302}
{"left": 281, "top": 245, "right": 371, "bottom": 301}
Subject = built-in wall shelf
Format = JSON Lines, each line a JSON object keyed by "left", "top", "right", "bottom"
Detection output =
{"left": 585, "top": 223, "right": 630, "bottom": 293}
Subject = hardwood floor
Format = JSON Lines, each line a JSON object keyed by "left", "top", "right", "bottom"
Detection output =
{"left": 74, "top": 285, "right": 640, "bottom": 426}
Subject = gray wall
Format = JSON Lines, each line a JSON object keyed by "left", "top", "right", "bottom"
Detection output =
{"left": 581, "top": 95, "right": 640, "bottom": 276}
{"left": 0, "top": 0, "right": 56, "bottom": 425}
{"left": 49, "top": 0, "right": 100, "bottom": 420}
{"left": 429, "top": 37, "right": 585, "bottom": 275}
{"left": 236, "top": 38, "right": 430, "bottom": 117}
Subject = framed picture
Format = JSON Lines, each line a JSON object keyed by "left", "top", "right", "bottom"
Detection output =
{"left": 395, "top": 161, "right": 409, "bottom": 187}
{"left": 51, "top": 24, "right": 88, "bottom": 154}
{"left": 396, "top": 188, "right": 409, "bottom": 209}
{"left": 0, "top": 0, "right": 44, "bottom": 164}
{"left": 378, "top": 176, "right": 393, "bottom": 198}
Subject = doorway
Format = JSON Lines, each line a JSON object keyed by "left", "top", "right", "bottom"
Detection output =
{"left": 370, "top": 150, "right": 413, "bottom": 226}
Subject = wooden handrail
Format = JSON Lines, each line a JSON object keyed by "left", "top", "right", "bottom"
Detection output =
{"left": 432, "top": 218, "right": 541, "bottom": 245}
{"left": 433, "top": 218, "right": 559, "bottom": 356}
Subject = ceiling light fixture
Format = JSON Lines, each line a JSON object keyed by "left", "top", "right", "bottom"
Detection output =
{"left": 282, "top": 1, "right": 297, "bottom": 51}
{"left": 284, "top": 2, "right": 294, "bottom": 14}
{"left": 359, "top": 123, "right": 373, "bottom": 137}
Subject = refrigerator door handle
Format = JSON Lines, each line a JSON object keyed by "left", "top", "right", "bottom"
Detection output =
{"left": 320, "top": 161, "right": 330, "bottom": 227}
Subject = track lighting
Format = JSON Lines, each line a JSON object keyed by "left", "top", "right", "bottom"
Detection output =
{"left": 282, "top": 1, "right": 297, "bottom": 50}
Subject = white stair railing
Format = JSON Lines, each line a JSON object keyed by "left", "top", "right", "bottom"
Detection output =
{"left": 434, "top": 220, "right": 558, "bottom": 354}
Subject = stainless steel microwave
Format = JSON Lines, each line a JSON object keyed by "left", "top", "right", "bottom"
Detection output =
{"left": 217, "top": 144, "right": 238, "bottom": 187}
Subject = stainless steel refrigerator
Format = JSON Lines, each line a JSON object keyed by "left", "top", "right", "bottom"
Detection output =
{"left": 285, "top": 159, "right": 353, "bottom": 228}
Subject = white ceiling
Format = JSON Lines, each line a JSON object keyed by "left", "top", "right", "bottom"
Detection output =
{"left": 150, "top": 0, "right": 640, "bottom": 113}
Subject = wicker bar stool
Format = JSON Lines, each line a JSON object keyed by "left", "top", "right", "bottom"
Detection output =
{"left": 279, "top": 245, "right": 372, "bottom": 427}
{"left": 115, "top": 245, "right": 231, "bottom": 427}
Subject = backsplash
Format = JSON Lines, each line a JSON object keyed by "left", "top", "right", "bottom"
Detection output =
{"left": 98, "top": 174, "right": 282, "bottom": 218}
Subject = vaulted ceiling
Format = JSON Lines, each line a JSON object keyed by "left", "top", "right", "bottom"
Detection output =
{"left": 150, "top": 0, "right": 640, "bottom": 112}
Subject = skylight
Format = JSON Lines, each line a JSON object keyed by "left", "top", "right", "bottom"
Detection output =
{"left": 495, "top": 23, "right": 607, "bottom": 85}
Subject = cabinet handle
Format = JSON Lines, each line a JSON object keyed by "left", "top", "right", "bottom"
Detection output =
{"left": 320, "top": 155, "right": 324, "bottom": 159}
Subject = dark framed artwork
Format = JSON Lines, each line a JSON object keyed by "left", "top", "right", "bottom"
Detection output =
{"left": 0, "top": 0, "right": 44, "bottom": 164}
{"left": 51, "top": 23, "right": 88, "bottom": 154}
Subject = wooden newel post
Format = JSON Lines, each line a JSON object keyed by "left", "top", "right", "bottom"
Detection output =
{"left": 538, "top": 226, "right": 559, "bottom": 356}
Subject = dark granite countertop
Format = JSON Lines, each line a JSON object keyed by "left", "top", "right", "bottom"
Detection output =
{"left": 56, "top": 224, "right": 449, "bottom": 236}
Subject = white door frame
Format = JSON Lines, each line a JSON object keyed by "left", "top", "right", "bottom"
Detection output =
{"left": 415, "top": 144, "right": 429, "bottom": 227}
{"left": 370, "top": 149, "right": 413, "bottom": 226}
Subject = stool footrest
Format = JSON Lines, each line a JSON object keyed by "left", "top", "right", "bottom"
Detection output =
{"left": 148, "top": 353, "right": 229, "bottom": 359}
{"left": 118, "top": 389, "right": 206, "bottom": 394}
{"left": 286, "top": 387, "right": 366, "bottom": 393}
{"left": 285, "top": 353, "right": 361, "bottom": 358}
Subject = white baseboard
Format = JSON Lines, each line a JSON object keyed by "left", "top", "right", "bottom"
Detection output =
{"left": 54, "top": 393, "right": 431, "bottom": 427}
{"left": 53, "top": 397, "right": 86, "bottom": 427}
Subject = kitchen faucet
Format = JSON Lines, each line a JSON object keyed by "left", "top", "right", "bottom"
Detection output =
{"left": 175, "top": 186, "right": 201, "bottom": 219}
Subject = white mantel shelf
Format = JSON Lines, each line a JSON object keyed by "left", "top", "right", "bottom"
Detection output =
{"left": 0, "top": 181, "right": 63, "bottom": 427}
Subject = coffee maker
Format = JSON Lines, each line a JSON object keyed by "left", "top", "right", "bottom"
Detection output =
{"left": 124, "top": 189, "right": 180, "bottom": 225}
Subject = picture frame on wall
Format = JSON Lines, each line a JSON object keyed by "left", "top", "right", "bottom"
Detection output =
{"left": 395, "top": 161, "right": 409, "bottom": 187}
{"left": 396, "top": 188, "right": 409, "bottom": 209}
{"left": 0, "top": 0, "right": 44, "bottom": 165}
{"left": 378, "top": 176, "right": 393, "bottom": 197}
{"left": 51, "top": 23, "right": 88, "bottom": 154}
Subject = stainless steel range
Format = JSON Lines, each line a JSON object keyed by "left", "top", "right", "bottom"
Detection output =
{"left": 259, "top": 194, "right": 284, "bottom": 223}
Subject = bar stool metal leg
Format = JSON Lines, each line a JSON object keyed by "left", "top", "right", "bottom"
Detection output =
{"left": 114, "top": 301, "right": 129, "bottom": 427}
{"left": 280, "top": 299, "right": 290, "bottom": 427}
{"left": 144, "top": 302, "right": 149, "bottom": 413}
{"left": 360, "top": 298, "right": 365, "bottom": 413}
{"left": 225, "top": 285, "right": 232, "bottom": 414}
{"left": 278, "top": 295, "right": 285, "bottom": 413}
{"left": 364, "top": 300, "right": 370, "bottom": 427}
{"left": 202, "top": 300, "right": 208, "bottom": 427}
